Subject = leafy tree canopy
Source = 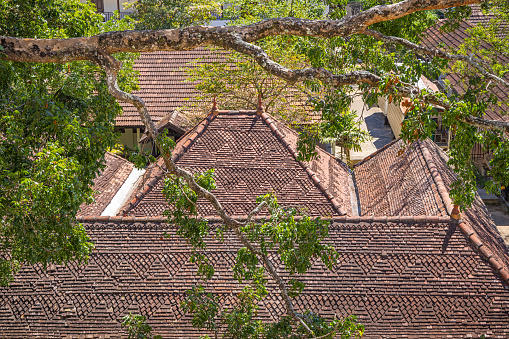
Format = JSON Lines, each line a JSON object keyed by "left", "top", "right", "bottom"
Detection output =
{"left": 0, "top": 0, "right": 138, "bottom": 285}
{"left": 125, "top": 0, "right": 222, "bottom": 30}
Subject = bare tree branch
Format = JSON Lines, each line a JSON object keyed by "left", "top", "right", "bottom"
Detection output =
{"left": 464, "top": 114, "right": 509, "bottom": 133}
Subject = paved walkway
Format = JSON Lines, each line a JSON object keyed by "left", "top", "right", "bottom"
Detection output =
{"left": 485, "top": 203, "right": 509, "bottom": 246}
{"left": 349, "top": 94, "right": 395, "bottom": 163}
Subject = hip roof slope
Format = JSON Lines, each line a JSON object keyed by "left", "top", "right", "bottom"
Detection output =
{"left": 122, "top": 110, "right": 352, "bottom": 217}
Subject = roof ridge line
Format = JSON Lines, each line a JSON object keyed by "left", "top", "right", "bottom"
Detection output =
{"left": 353, "top": 138, "right": 401, "bottom": 168}
{"left": 457, "top": 219, "right": 509, "bottom": 284}
{"left": 120, "top": 113, "right": 217, "bottom": 216}
{"left": 105, "top": 151, "right": 134, "bottom": 165}
{"left": 76, "top": 215, "right": 452, "bottom": 223}
{"left": 419, "top": 139, "right": 509, "bottom": 284}
{"left": 259, "top": 111, "right": 347, "bottom": 216}
{"left": 417, "top": 139, "right": 454, "bottom": 216}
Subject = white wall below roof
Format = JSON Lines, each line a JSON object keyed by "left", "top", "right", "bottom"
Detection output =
{"left": 101, "top": 167, "right": 146, "bottom": 216}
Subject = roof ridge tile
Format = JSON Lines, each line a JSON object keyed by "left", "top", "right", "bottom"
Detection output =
{"left": 457, "top": 220, "right": 509, "bottom": 283}
{"left": 417, "top": 139, "right": 455, "bottom": 216}
{"left": 418, "top": 139, "right": 509, "bottom": 285}
{"left": 76, "top": 215, "right": 452, "bottom": 223}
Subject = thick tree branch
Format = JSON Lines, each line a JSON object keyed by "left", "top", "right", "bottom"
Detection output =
{"left": 464, "top": 114, "right": 509, "bottom": 133}
{"left": 0, "top": 0, "right": 483, "bottom": 63}
{"left": 91, "top": 51, "right": 247, "bottom": 231}
{"left": 363, "top": 29, "right": 509, "bottom": 89}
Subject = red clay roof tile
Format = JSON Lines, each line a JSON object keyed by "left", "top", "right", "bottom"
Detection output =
{"left": 422, "top": 20, "right": 509, "bottom": 123}
{"left": 116, "top": 48, "right": 228, "bottom": 128}
{"left": 2, "top": 217, "right": 509, "bottom": 338}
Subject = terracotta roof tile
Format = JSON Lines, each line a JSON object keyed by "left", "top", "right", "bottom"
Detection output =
{"left": 354, "top": 139, "right": 448, "bottom": 217}
{"left": 468, "top": 4, "right": 508, "bottom": 39}
{"left": 121, "top": 110, "right": 352, "bottom": 217}
{"left": 422, "top": 20, "right": 509, "bottom": 123}
{"left": 77, "top": 152, "right": 134, "bottom": 216}
{"left": 116, "top": 48, "right": 228, "bottom": 128}
{"left": 424, "top": 139, "right": 509, "bottom": 273}
{"left": 1, "top": 218, "right": 509, "bottom": 338}
{"left": 354, "top": 137, "right": 509, "bottom": 281}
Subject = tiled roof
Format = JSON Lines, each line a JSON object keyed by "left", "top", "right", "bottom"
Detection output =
{"left": 424, "top": 138, "right": 509, "bottom": 278}
{"left": 468, "top": 4, "right": 508, "bottom": 39}
{"left": 77, "top": 152, "right": 134, "bottom": 216}
{"left": 116, "top": 48, "right": 228, "bottom": 128}
{"left": 422, "top": 20, "right": 509, "bottom": 123}
{"left": 355, "top": 137, "right": 509, "bottom": 275}
{"left": 1, "top": 216, "right": 509, "bottom": 338}
{"left": 354, "top": 139, "right": 449, "bottom": 217}
{"left": 121, "top": 110, "right": 353, "bottom": 217}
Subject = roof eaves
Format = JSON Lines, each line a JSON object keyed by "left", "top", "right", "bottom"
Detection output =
{"left": 458, "top": 219, "right": 509, "bottom": 284}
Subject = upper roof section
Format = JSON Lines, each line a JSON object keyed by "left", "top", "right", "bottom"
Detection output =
{"left": 121, "top": 110, "right": 353, "bottom": 217}
{"left": 422, "top": 20, "right": 509, "bottom": 123}
{"left": 116, "top": 48, "right": 228, "bottom": 128}
{"left": 78, "top": 152, "right": 134, "bottom": 216}
{"left": 468, "top": 4, "right": 508, "bottom": 39}
{"left": 355, "top": 139, "right": 449, "bottom": 217}
{"left": 139, "top": 110, "right": 188, "bottom": 144}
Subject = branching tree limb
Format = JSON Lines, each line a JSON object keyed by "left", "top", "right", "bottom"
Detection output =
{"left": 0, "top": 0, "right": 483, "bottom": 63}
{"left": 2, "top": 0, "right": 507, "bottom": 136}
{"left": 93, "top": 51, "right": 317, "bottom": 335}
{"left": 363, "top": 29, "right": 509, "bottom": 89}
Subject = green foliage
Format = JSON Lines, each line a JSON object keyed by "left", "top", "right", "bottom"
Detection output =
{"left": 185, "top": 0, "right": 326, "bottom": 125}
{"left": 0, "top": 0, "right": 138, "bottom": 285}
{"left": 121, "top": 312, "right": 162, "bottom": 339}
{"left": 312, "top": 90, "right": 371, "bottom": 165}
{"left": 125, "top": 0, "right": 221, "bottom": 30}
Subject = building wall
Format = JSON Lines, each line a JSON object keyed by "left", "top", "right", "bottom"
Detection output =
{"left": 378, "top": 96, "right": 404, "bottom": 138}
{"left": 118, "top": 128, "right": 139, "bottom": 150}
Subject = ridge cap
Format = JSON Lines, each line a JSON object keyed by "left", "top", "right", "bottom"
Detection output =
{"left": 417, "top": 139, "right": 454, "bottom": 216}
{"left": 419, "top": 139, "right": 509, "bottom": 285}
{"left": 105, "top": 151, "right": 135, "bottom": 166}
{"left": 76, "top": 215, "right": 453, "bottom": 224}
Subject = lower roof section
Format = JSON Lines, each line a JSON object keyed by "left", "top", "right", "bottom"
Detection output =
{"left": 1, "top": 219, "right": 509, "bottom": 338}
